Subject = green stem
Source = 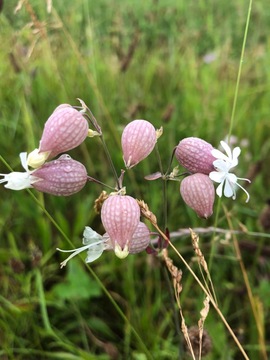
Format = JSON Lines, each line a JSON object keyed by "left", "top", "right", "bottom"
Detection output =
{"left": 87, "top": 175, "right": 115, "bottom": 191}
{"left": 208, "top": 196, "right": 222, "bottom": 272}
{"left": 228, "top": 0, "right": 253, "bottom": 142}
{"left": 77, "top": 99, "right": 121, "bottom": 190}
{"left": 154, "top": 144, "right": 168, "bottom": 229}
{"left": 99, "top": 135, "right": 121, "bottom": 190}
{"left": 35, "top": 269, "right": 53, "bottom": 334}
{"left": 164, "top": 147, "right": 177, "bottom": 177}
{"left": 85, "top": 265, "right": 154, "bottom": 359}
{"left": 0, "top": 155, "right": 151, "bottom": 357}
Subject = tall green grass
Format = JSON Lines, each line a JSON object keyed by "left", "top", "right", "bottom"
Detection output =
{"left": 0, "top": 0, "right": 270, "bottom": 359}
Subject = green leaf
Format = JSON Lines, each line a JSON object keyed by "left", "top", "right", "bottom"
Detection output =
{"left": 52, "top": 260, "right": 101, "bottom": 301}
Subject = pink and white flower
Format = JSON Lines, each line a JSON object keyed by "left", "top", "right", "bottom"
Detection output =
{"left": 0, "top": 152, "right": 87, "bottom": 196}
{"left": 57, "top": 221, "right": 151, "bottom": 267}
{"left": 101, "top": 194, "right": 141, "bottom": 258}
{"left": 27, "top": 105, "right": 89, "bottom": 168}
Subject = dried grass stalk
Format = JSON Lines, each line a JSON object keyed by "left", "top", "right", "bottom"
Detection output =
{"left": 190, "top": 228, "right": 208, "bottom": 273}
{"left": 162, "top": 248, "right": 196, "bottom": 359}
{"left": 137, "top": 199, "right": 157, "bottom": 226}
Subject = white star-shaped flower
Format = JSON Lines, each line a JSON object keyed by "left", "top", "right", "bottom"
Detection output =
{"left": 0, "top": 152, "right": 40, "bottom": 190}
{"left": 57, "top": 227, "right": 112, "bottom": 268}
{"left": 209, "top": 141, "right": 251, "bottom": 202}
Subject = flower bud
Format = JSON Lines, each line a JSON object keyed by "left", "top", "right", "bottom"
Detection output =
{"left": 121, "top": 120, "right": 157, "bottom": 169}
{"left": 180, "top": 173, "right": 215, "bottom": 218}
{"left": 101, "top": 195, "right": 140, "bottom": 258}
{"left": 32, "top": 154, "right": 87, "bottom": 196}
{"left": 175, "top": 137, "right": 215, "bottom": 175}
{"left": 28, "top": 105, "right": 89, "bottom": 168}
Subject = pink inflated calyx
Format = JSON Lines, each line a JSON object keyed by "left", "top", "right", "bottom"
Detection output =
{"left": 175, "top": 137, "right": 216, "bottom": 175}
{"left": 32, "top": 154, "right": 87, "bottom": 196}
{"left": 121, "top": 119, "right": 157, "bottom": 169}
{"left": 103, "top": 221, "right": 150, "bottom": 254}
{"left": 101, "top": 195, "right": 141, "bottom": 258}
{"left": 39, "top": 105, "right": 89, "bottom": 159}
{"left": 180, "top": 173, "right": 215, "bottom": 218}
{"left": 129, "top": 221, "right": 151, "bottom": 254}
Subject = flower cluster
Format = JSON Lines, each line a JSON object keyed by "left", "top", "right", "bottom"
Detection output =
{"left": 175, "top": 137, "right": 251, "bottom": 217}
{"left": 58, "top": 119, "right": 158, "bottom": 264}
{"left": 0, "top": 101, "right": 251, "bottom": 266}
{"left": 58, "top": 197, "right": 151, "bottom": 266}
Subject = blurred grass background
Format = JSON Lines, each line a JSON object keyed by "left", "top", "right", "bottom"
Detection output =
{"left": 0, "top": 0, "right": 270, "bottom": 359}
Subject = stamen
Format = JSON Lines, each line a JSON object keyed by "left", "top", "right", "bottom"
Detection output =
{"left": 57, "top": 240, "right": 104, "bottom": 268}
{"left": 236, "top": 177, "right": 251, "bottom": 183}
{"left": 235, "top": 182, "right": 250, "bottom": 203}
{"left": 229, "top": 181, "right": 236, "bottom": 200}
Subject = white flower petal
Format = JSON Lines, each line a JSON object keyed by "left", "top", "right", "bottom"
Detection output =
{"left": 230, "top": 147, "right": 241, "bottom": 168}
{"left": 211, "top": 148, "right": 229, "bottom": 162}
{"left": 0, "top": 171, "right": 33, "bottom": 190}
{"left": 232, "top": 146, "right": 241, "bottom": 160}
{"left": 216, "top": 182, "right": 224, "bottom": 197}
{"left": 220, "top": 141, "right": 232, "bottom": 161}
{"left": 20, "top": 152, "right": 29, "bottom": 171}
{"left": 83, "top": 226, "right": 103, "bottom": 245}
{"left": 209, "top": 170, "right": 225, "bottom": 183}
{"left": 0, "top": 152, "right": 42, "bottom": 191}
{"left": 227, "top": 173, "right": 238, "bottom": 183}
{"left": 85, "top": 242, "right": 105, "bottom": 263}
{"left": 213, "top": 159, "right": 231, "bottom": 172}
{"left": 223, "top": 179, "right": 235, "bottom": 198}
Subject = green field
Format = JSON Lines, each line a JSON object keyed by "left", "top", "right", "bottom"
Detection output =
{"left": 0, "top": 0, "right": 269, "bottom": 359}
